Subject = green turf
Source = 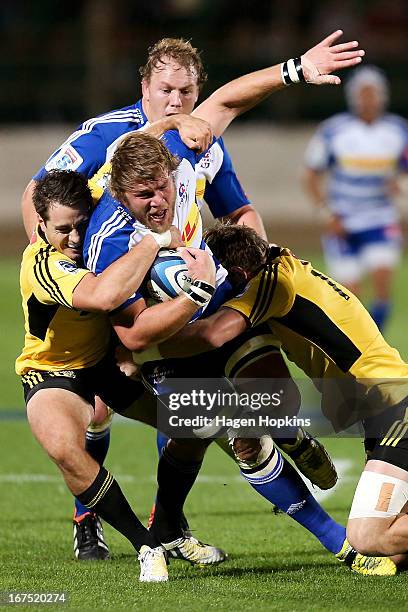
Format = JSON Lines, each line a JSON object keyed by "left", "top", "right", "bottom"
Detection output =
{"left": 0, "top": 423, "right": 407, "bottom": 611}
{"left": 1, "top": 255, "right": 408, "bottom": 609}
{"left": 1, "top": 254, "right": 408, "bottom": 412}
{"left": 0, "top": 259, "right": 24, "bottom": 410}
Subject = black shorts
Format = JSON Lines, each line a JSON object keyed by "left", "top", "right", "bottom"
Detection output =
{"left": 21, "top": 353, "right": 145, "bottom": 415}
{"left": 364, "top": 396, "right": 408, "bottom": 471}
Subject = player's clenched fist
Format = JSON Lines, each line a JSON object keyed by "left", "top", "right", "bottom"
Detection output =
{"left": 177, "top": 246, "right": 216, "bottom": 285}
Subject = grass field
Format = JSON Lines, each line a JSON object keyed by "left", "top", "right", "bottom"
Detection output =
{"left": 1, "top": 255, "right": 408, "bottom": 610}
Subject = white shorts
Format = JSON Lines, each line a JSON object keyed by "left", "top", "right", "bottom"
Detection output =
{"left": 323, "top": 226, "right": 402, "bottom": 285}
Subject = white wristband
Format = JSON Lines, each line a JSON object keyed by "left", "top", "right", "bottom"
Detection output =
{"left": 150, "top": 229, "right": 172, "bottom": 248}
{"left": 281, "top": 57, "right": 305, "bottom": 86}
{"left": 183, "top": 279, "right": 215, "bottom": 308}
{"left": 132, "top": 345, "right": 163, "bottom": 365}
{"left": 287, "top": 59, "right": 300, "bottom": 83}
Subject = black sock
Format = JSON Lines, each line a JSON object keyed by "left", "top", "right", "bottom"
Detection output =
{"left": 77, "top": 466, "right": 157, "bottom": 552}
{"left": 151, "top": 447, "right": 202, "bottom": 543}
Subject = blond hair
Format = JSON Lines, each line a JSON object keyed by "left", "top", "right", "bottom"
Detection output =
{"left": 110, "top": 132, "right": 179, "bottom": 202}
{"left": 139, "top": 37, "right": 207, "bottom": 91}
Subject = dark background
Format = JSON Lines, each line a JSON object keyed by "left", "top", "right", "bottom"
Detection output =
{"left": 2, "top": 0, "right": 407, "bottom": 124}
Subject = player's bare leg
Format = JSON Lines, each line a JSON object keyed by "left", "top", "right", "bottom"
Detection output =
{"left": 27, "top": 388, "right": 167, "bottom": 581}
{"left": 347, "top": 460, "right": 408, "bottom": 556}
{"left": 27, "top": 389, "right": 97, "bottom": 492}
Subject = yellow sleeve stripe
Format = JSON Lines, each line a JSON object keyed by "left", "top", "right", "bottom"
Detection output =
{"left": 34, "top": 247, "right": 71, "bottom": 308}
{"left": 249, "top": 261, "right": 278, "bottom": 327}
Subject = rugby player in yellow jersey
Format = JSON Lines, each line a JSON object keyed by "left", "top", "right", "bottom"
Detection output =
{"left": 148, "top": 223, "right": 408, "bottom": 561}
{"left": 16, "top": 169, "right": 219, "bottom": 582}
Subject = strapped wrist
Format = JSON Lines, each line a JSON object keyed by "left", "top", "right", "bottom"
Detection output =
{"left": 281, "top": 57, "right": 305, "bottom": 85}
{"left": 183, "top": 279, "right": 215, "bottom": 307}
{"left": 149, "top": 230, "right": 172, "bottom": 248}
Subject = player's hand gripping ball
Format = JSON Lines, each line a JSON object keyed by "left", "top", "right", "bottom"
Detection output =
{"left": 148, "top": 249, "right": 192, "bottom": 302}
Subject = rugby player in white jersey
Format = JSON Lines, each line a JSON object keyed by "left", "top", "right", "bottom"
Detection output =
{"left": 303, "top": 66, "right": 408, "bottom": 332}
{"left": 22, "top": 32, "right": 365, "bottom": 560}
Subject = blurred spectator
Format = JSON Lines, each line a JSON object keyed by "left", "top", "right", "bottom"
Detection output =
{"left": 302, "top": 66, "right": 408, "bottom": 332}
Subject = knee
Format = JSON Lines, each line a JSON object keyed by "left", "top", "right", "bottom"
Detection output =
{"left": 47, "top": 440, "right": 82, "bottom": 474}
{"left": 347, "top": 519, "right": 390, "bottom": 556}
{"left": 347, "top": 521, "right": 376, "bottom": 555}
{"left": 88, "top": 402, "right": 113, "bottom": 432}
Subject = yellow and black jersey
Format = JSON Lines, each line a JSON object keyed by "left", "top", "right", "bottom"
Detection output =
{"left": 16, "top": 228, "right": 111, "bottom": 375}
{"left": 225, "top": 247, "right": 408, "bottom": 421}
{"left": 89, "top": 161, "right": 111, "bottom": 205}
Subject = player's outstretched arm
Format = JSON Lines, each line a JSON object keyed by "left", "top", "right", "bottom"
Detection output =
{"left": 72, "top": 233, "right": 163, "bottom": 312}
{"left": 193, "top": 30, "right": 365, "bottom": 136}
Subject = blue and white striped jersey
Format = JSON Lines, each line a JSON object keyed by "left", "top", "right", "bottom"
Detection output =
{"left": 83, "top": 129, "right": 230, "bottom": 313}
{"left": 304, "top": 112, "right": 408, "bottom": 232}
{"left": 33, "top": 99, "right": 249, "bottom": 219}
{"left": 34, "top": 102, "right": 147, "bottom": 180}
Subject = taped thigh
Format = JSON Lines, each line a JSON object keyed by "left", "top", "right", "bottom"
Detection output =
{"left": 349, "top": 469, "right": 408, "bottom": 519}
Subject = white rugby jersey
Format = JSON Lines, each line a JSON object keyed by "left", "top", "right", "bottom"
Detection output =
{"left": 83, "top": 130, "right": 230, "bottom": 313}
{"left": 34, "top": 99, "right": 249, "bottom": 222}
{"left": 304, "top": 112, "right": 408, "bottom": 232}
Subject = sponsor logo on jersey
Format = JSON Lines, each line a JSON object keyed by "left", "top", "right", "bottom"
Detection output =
{"left": 56, "top": 260, "right": 81, "bottom": 274}
{"left": 133, "top": 108, "right": 145, "bottom": 124}
{"left": 182, "top": 202, "right": 201, "bottom": 245}
{"left": 45, "top": 145, "right": 84, "bottom": 172}
{"left": 178, "top": 180, "right": 190, "bottom": 207}
{"left": 117, "top": 205, "right": 134, "bottom": 223}
{"left": 200, "top": 150, "right": 213, "bottom": 169}
{"left": 96, "top": 172, "right": 111, "bottom": 191}
{"left": 49, "top": 370, "right": 76, "bottom": 379}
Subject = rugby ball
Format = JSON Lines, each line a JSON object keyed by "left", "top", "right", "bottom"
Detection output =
{"left": 147, "top": 249, "right": 192, "bottom": 302}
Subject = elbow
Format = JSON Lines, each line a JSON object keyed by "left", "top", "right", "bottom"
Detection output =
{"left": 129, "top": 338, "right": 150, "bottom": 353}
{"left": 98, "top": 298, "right": 118, "bottom": 314}
{"left": 202, "top": 324, "right": 225, "bottom": 350}
{"left": 118, "top": 331, "right": 151, "bottom": 353}
{"left": 97, "top": 290, "right": 128, "bottom": 314}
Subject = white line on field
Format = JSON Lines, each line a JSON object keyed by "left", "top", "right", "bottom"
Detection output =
{"left": 306, "top": 458, "right": 354, "bottom": 503}
{"left": 0, "top": 458, "right": 355, "bottom": 499}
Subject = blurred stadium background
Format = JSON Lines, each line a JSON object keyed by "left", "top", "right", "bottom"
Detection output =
{"left": 1, "top": 0, "right": 408, "bottom": 406}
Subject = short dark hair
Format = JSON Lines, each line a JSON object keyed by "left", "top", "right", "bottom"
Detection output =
{"left": 204, "top": 223, "right": 269, "bottom": 274}
{"left": 33, "top": 170, "right": 93, "bottom": 221}
{"left": 139, "top": 37, "right": 207, "bottom": 91}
